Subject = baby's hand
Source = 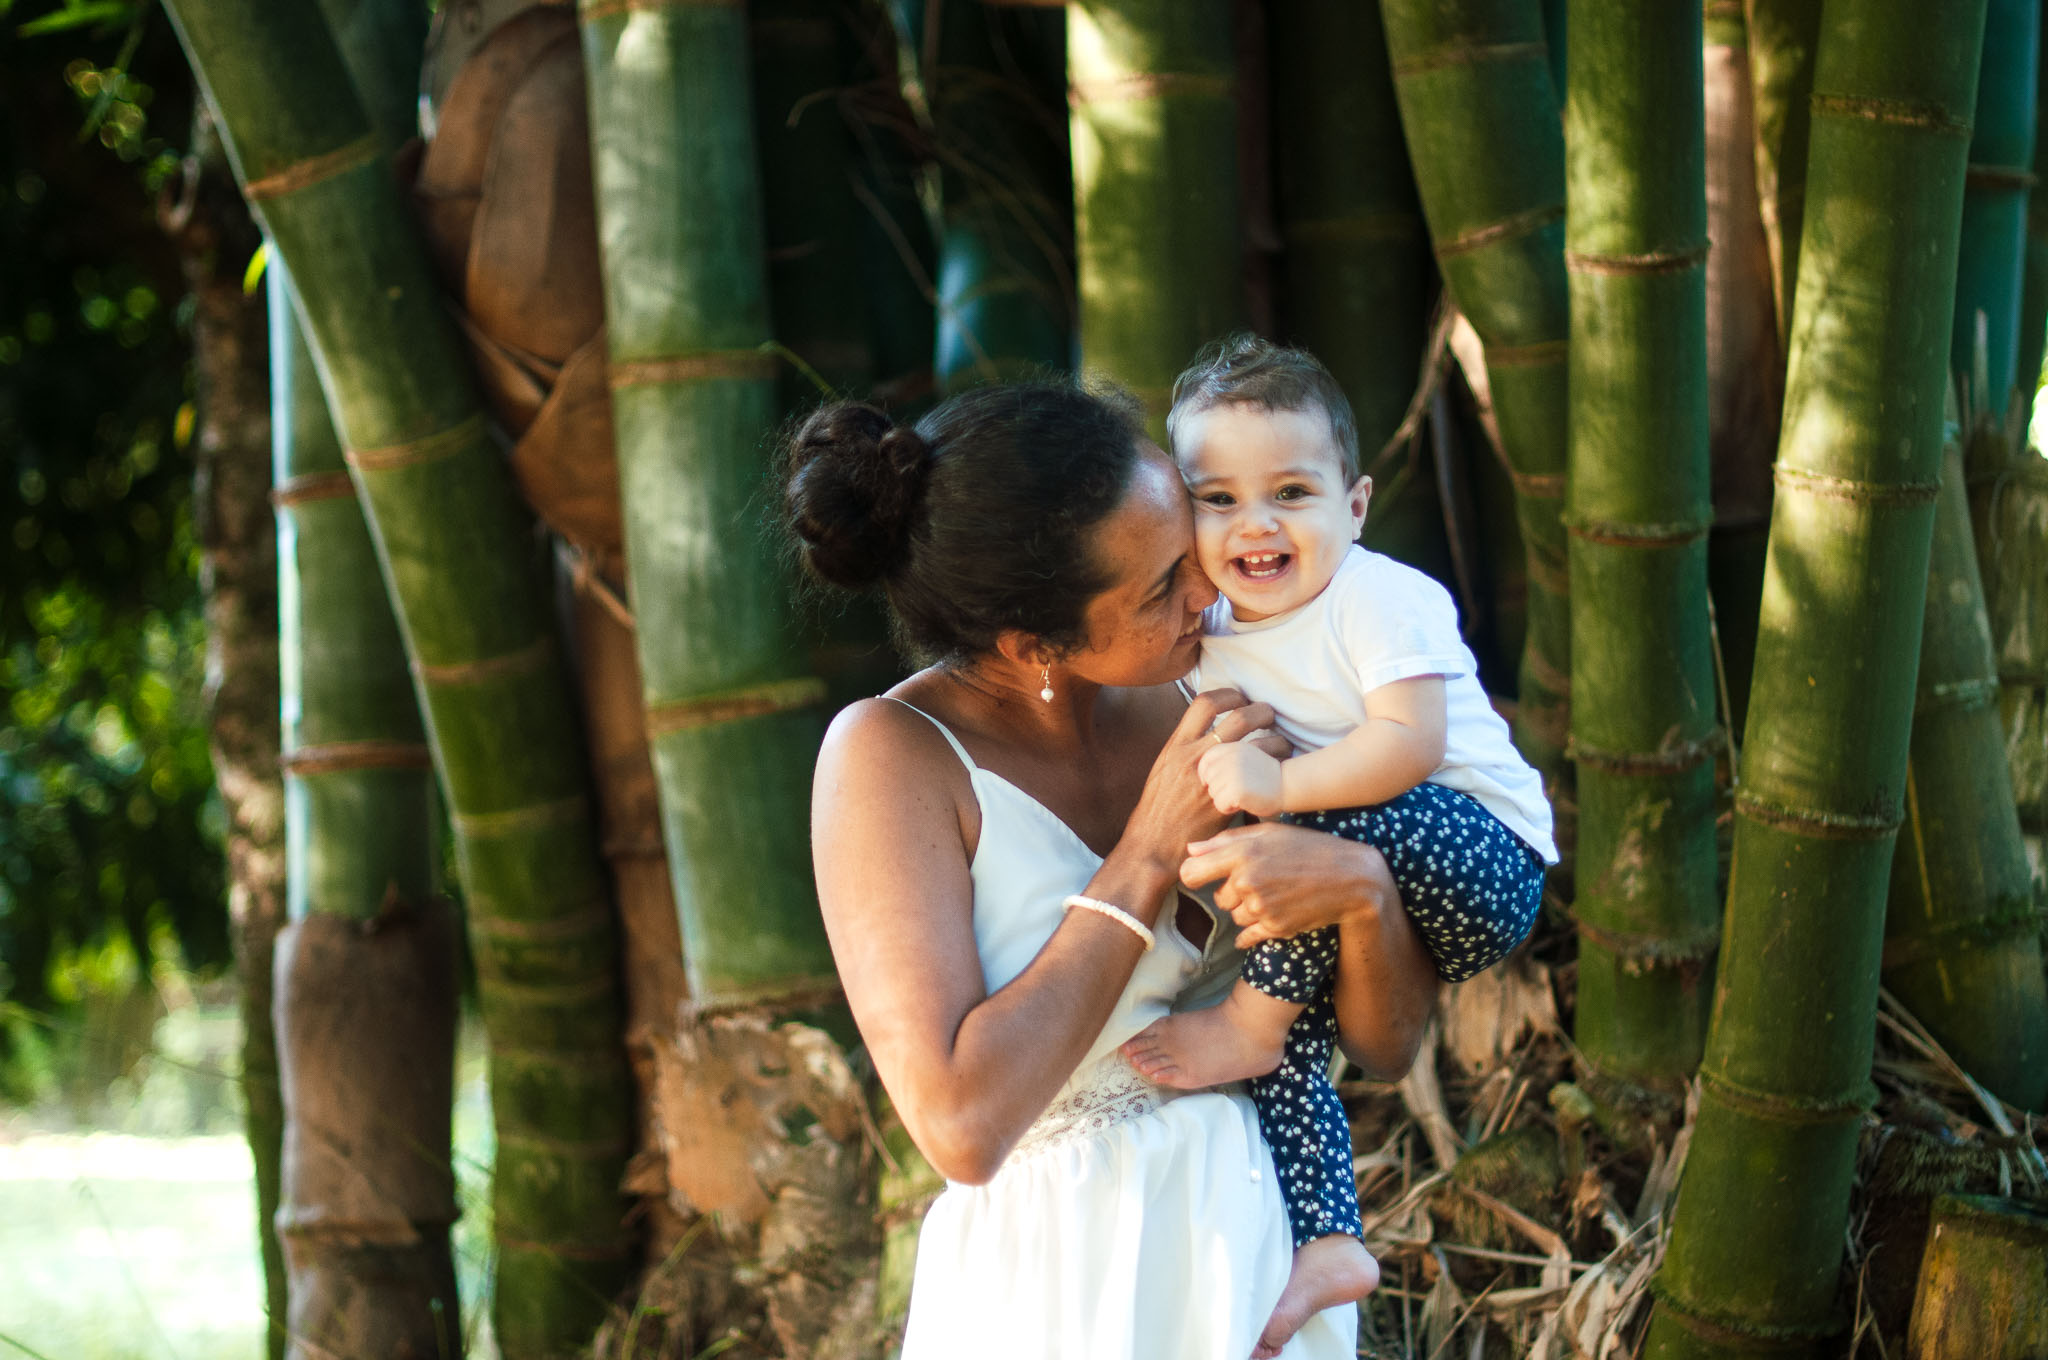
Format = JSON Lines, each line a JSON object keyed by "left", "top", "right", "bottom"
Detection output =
{"left": 1198, "top": 741, "right": 1284, "bottom": 818}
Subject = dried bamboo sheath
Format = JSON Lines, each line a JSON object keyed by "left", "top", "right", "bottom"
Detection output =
{"left": 1647, "top": 2, "right": 1990, "bottom": 1353}
{"left": 1381, "top": 0, "right": 1573, "bottom": 815}
{"left": 580, "top": 0, "right": 837, "bottom": 1008}
{"left": 1563, "top": 1, "right": 1719, "bottom": 1116}
{"left": 1069, "top": 0, "right": 1241, "bottom": 433}
{"left": 164, "top": 2, "right": 632, "bottom": 1351}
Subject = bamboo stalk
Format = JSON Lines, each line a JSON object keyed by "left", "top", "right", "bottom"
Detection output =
{"left": 1266, "top": 0, "right": 1446, "bottom": 578}
{"left": 1703, "top": 0, "right": 1781, "bottom": 735}
{"left": 1886, "top": 450, "right": 2048, "bottom": 1112}
{"left": 1069, "top": 0, "right": 1241, "bottom": 435}
{"left": 163, "top": 3, "right": 634, "bottom": 1350}
{"left": 1563, "top": 0, "right": 1719, "bottom": 1124}
{"left": 932, "top": 0, "right": 1073, "bottom": 390}
{"left": 270, "top": 264, "right": 457, "bottom": 1357}
{"left": 844, "top": 3, "right": 937, "bottom": 410}
{"left": 1742, "top": 0, "right": 1822, "bottom": 343}
{"left": 1381, "top": 0, "right": 1574, "bottom": 835}
{"left": 1905, "top": 1194, "right": 2048, "bottom": 1357}
{"left": 580, "top": 0, "right": 838, "bottom": 1008}
{"left": 1953, "top": 0, "right": 2040, "bottom": 419}
{"left": 1645, "top": 1, "right": 1990, "bottom": 1352}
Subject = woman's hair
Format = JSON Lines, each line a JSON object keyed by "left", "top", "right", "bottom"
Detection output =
{"left": 781, "top": 380, "right": 1149, "bottom": 664}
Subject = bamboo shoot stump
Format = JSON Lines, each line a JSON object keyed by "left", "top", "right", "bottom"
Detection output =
{"left": 1906, "top": 1194, "right": 2048, "bottom": 1358}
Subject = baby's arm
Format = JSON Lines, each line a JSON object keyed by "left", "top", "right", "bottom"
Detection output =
{"left": 1277, "top": 675, "right": 1447, "bottom": 813}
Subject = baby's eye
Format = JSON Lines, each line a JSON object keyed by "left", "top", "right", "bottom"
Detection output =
{"left": 1276, "top": 484, "right": 1313, "bottom": 502}
{"left": 1199, "top": 491, "right": 1236, "bottom": 507}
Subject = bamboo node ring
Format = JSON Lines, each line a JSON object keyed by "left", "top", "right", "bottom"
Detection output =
{"left": 453, "top": 794, "right": 591, "bottom": 841}
{"left": 1435, "top": 202, "right": 1565, "bottom": 259}
{"left": 1697, "top": 1067, "right": 1878, "bottom": 1125}
{"left": 281, "top": 740, "right": 433, "bottom": 777}
{"left": 1390, "top": 40, "right": 1549, "bottom": 78}
{"left": 1561, "top": 513, "right": 1713, "bottom": 546}
{"left": 1809, "top": 93, "right": 1972, "bottom": 138}
{"left": 645, "top": 676, "right": 828, "bottom": 736}
{"left": 1733, "top": 790, "right": 1902, "bottom": 839}
{"left": 241, "top": 133, "right": 381, "bottom": 202}
{"left": 1565, "top": 736, "right": 1716, "bottom": 775}
{"left": 1564, "top": 242, "right": 1710, "bottom": 276}
{"left": 608, "top": 350, "right": 779, "bottom": 387}
{"left": 1772, "top": 464, "right": 1941, "bottom": 505}
{"left": 413, "top": 636, "right": 556, "bottom": 688}
{"left": 270, "top": 471, "right": 357, "bottom": 507}
{"left": 345, "top": 413, "right": 490, "bottom": 474}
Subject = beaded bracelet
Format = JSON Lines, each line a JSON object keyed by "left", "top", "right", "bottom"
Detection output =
{"left": 1062, "top": 894, "right": 1155, "bottom": 952}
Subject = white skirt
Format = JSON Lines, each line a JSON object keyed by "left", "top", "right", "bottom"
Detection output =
{"left": 900, "top": 1057, "right": 1357, "bottom": 1360}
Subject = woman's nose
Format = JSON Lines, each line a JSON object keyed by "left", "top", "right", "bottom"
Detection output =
{"left": 1183, "top": 560, "right": 1219, "bottom": 610}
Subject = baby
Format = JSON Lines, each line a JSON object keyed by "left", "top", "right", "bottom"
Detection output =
{"left": 1123, "top": 335, "right": 1557, "bottom": 1349}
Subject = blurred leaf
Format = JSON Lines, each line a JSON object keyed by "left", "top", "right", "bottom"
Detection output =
{"left": 17, "top": 1, "right": 134, "bottom": 37}
{"left": 240, "top": 238, "right": 266, "bottom": 295}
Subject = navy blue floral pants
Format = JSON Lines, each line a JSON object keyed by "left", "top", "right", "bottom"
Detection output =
{"left": 1244, "top": 781, "right": 1546, "bottom": 1245}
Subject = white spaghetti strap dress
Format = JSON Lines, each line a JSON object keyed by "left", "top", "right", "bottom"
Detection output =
{"left": 890, "top": 701, "right": 1356, "bottom": 1360}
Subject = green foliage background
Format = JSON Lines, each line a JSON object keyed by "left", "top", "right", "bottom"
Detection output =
{"left": 0, "top": 2, "right": 225, "bottom": 1097}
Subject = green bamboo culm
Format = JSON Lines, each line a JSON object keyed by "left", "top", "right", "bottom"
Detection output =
{"left": 844, "top": 3, "right": 937, "bottom": 410}
{"left": 1381, "top": 0, "right": 1574, "bottom": 835}
{"left": 1645, "top": 0, "right": 1991, "bottom": 1353}
{"left": 1743, "top": 0, "right": 1823, "bottom": 343}
{"left": 1562, "top": 0, "right": 1719, "bottom": 1124}
{"left": 270, "top": 265, "right": 458, "bottom": 1358}
{"left": 161, "top": 1, "right": 634, "bottom": 1351}
{"left": 1267, "top": 0, "right": 1447, "bottom": 579}
{"left": 1068, "top": 0, "right": 1241, "bottom": 435}
{"left": 1885, "top": 450, "right": 2048, "bottom": 1112}
{"left": 1953, "top": 0, "right": 2039, "bottom": 422}
{"left": 580, "top": 0, "right": 837, "bottom": 1007}
{"left": 753, "top": 0, "right": 876, "bottom": 405}
{"left": 932, "top": 0, "right": 1073, "bottom": 390}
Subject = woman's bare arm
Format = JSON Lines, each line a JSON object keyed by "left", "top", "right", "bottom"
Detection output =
{"left": 1178, "top": 822, "right": 1436, "bottom": 1079}
{"left": 814, "top": 691, "right": 1268, "bottom": 1183}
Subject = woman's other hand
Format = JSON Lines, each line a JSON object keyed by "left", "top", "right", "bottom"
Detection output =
{"left": 1180, "top": 820, "right": 1435, "bottom": 1080}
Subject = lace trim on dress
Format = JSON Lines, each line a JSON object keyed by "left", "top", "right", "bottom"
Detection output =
{"left": 1008, "top": 1053, "right": 1180, "bottom": 1162}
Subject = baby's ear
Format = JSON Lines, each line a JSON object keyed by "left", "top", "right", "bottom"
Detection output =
{"left": 1348, "top": 475, "right": 1373, "bottom": 523}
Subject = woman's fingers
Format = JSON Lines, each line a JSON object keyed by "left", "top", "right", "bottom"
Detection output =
{"left": 1172, "top": 688, "right": 1249, "bottom": 746}
{"left": 1205, "top": 702, "right": 1278, "bottom": 748}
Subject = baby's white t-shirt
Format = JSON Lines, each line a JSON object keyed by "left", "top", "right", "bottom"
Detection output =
{"left": 1187, "top": 545, "right": 1559, "bottom": 864}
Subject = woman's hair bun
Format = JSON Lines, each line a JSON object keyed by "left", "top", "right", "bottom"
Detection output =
{"left": 782, "top": 401, "right": 934, "bottom": 590}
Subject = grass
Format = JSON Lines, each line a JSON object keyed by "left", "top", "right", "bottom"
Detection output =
{"left": 0, "top": 993, "right": 499, "bottom": 1360}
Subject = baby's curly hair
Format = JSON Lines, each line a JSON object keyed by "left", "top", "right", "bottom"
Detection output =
{"left": 1166, "top": 334, "right": 1362, "bottom": 483}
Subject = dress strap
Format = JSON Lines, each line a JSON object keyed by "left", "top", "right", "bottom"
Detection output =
{"left": 884, "top": 697, "right": 978, "bottom": 772}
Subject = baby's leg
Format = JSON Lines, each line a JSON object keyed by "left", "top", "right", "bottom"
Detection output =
{"left": 1120, "top": 980, "right": 1302, "bottom": 1089}
{"left": 1249, "top": 991, "right": 1378, "bottom": 1358}
{"left": 1287, "top": 782, "right": 1545, "bottom": 984}
{"left": 1122, "top": 918, "right": 1339, "bottom": 1088}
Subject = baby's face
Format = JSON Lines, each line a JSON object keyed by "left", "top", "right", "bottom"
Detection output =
{"left": 1175, "top": 403, "right": 1370, "bottom": 623}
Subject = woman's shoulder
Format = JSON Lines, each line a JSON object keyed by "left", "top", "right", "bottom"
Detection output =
{"left": 818, "top": 691, "right": 978, "bottom": 804}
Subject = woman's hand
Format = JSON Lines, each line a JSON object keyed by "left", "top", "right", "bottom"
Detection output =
{"left": 1181, "top": 820, "right": 1391, "bottom": 949}
{"left": 1181, "top": 820, "right": 1436, "bottom": 1079}
{"left": 1119, "top": 688, "right": 1280, "bottom": 889}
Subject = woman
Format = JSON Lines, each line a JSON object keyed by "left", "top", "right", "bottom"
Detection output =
{"left": 785, "top": 381, "right": 1437, "bottom": 1358}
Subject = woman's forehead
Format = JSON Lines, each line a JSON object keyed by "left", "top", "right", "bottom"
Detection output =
{"left": 1093, "top": 453, "right": 1189, "bottom": 585}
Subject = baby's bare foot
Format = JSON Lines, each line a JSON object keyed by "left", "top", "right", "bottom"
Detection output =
{"left": 1119, "top": 983, "right": 1299, "bottom": 1089}
{"left": 1253, "top": 1235, "right": 1380, "bottom": 1359}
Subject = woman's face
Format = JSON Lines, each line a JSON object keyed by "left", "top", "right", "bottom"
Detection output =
{"left": 1066, "top": 445, "right": 1217, "bottom": 688}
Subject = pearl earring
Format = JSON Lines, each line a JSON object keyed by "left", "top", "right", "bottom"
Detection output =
{"left": 1040, "top": 664, "right": 1054, "bottom": 704}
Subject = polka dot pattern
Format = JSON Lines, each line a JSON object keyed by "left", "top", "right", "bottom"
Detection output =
{"left": 1242, "top": 781, "right": 1547, "bottom": 1247}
